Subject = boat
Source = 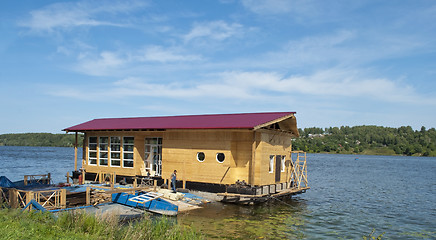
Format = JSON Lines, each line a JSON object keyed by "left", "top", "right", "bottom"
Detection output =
{"left": 23, "top": 199, "right": 147, "bottom": 220}
{"left": 112, "top": 191, "right": 178, "bottom": 216}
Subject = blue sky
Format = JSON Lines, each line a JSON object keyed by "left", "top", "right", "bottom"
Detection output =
{"left": 1, "top": 0, "right": 435, "bottom": 133}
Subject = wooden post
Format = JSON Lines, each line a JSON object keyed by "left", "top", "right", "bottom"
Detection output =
{"left": 183, "top": 180, "right": 186, "bottom": 189}
{"left": 250, "top": 131, "right": 257, "bottom": 186}
{"left": 24, "top": 176, "right": 28, "bottom": 186}
{"left": 133, "top": 178, "right": 137, "bottom": 188}
{"left": 60, "top": 189, "right": 66, "bottom": 208}
{"left": 153, "top": 179, "right": 157, "bottom": 192}
{"left": 74, "top": 132, "right": 78, "bottom": 171}
{"left": 25, "top": 191, "right": 34, "bottom": 208}
{"left": 47, "top": 173, "right": 51, "bottom": 184}
{"left": 9, "top": 189, "right": 18, "bottom": 208}
{"left": 86, "top": 187, "right": 91, "bottom": 206}
{"left": 66, "top": 172, "right": 70, "bottom": 184}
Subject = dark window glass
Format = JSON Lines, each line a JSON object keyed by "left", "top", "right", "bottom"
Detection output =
{"left": 197, "top": 152, "right": 205, "bottom": 162}
{"left": 216, "top": 153, "right": 225, "bottom": 163}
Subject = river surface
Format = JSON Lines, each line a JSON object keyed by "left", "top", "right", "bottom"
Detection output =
{"left": 0, "top": 146, "right": 435, "bottom": 239}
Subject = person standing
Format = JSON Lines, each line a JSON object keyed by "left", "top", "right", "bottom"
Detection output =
{"left": 171, "top": 170, "right": 177, "bottom": 192}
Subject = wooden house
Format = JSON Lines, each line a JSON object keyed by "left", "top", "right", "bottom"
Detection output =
{"left": 64, "top": 112, "right": 308, "bottom": 199}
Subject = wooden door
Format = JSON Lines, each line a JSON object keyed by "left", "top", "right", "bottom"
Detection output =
{"left": 275, "top": 155, "right": 281, "bottom": 182}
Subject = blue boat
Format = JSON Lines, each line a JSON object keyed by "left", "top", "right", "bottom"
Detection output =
{"left": 112, "top": 191, "right": 178, "bottom": 216}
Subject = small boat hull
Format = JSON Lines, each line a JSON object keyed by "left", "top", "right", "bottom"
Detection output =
{"left": 112, "top": 192, "right": 178, "bottom": 216}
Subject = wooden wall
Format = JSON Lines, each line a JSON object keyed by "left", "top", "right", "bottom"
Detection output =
{"left": 81, "top": 128, "right": 294, "bottom": 187}
{"left": 161, "top": 129, "right": 253, "bottom": 185}
{"left": 252, "top": 129, "right": 293, "bottom": 186}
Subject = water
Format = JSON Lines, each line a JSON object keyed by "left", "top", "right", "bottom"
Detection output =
{"left": 178, "top": 154, "right": 436, "bottom": 239}
{"left": 0, "top": 146, "right": 434, "bottom": 239}
{"left": 0, "top": 146, "right": 82, "bottom": 184}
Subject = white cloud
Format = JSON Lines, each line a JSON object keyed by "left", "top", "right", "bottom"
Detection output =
{"left": 72, "top": 44, "right": 203, "bottom": 76}
{"left": 217, "top": 69, "right": 429, "bottom": 105}
{"left": 19, "top": 0, "right": 146, "bottom": 32}
{"left": 75, "top": 51, "right": 126, "bottom": 76}
{"left": 48, "top": 69, "right": 435, "bottom": 107}
{"left": 184, "top": 20, "right": 244, "bottom": 42}
{"left": 136, "top": 46, "right": 202, "bottom": 63}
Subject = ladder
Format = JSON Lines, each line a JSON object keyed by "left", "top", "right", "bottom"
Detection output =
{"left": 128, "top": 192, "right": 163, "bottom": 204}
{"left": 290, "top": 151, "right": 308, "bottom": 189}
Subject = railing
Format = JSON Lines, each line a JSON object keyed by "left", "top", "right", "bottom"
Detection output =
{"left": 23, "top": 173, "right": 51, "bottom": 185}
{"left": 290, "top": 151, "right": 308, "bottom": 189}
{"left": 3, "top": 188, "right": 66, "bottom": 210}
{"left": 94, "top": 172, "right": 116, "bottom": 185}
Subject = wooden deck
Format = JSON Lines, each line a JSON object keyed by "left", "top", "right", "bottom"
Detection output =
{"left": 218, "top": 187, "right": 310, "bottom": 204}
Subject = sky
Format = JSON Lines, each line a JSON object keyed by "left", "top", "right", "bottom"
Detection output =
{"left": 1, "top": 0, "right": 435, "bottom": 134}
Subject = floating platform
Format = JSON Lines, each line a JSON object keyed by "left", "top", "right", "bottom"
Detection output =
{"left": 218, "top": 187, "right": 310, "bottom": 204}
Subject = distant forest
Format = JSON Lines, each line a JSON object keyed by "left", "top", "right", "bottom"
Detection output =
{"left": 1, "top": 126, "right": 435, "bottom": 157}
{"left": 292, "top": 126, "right": 436, "bottom": 157}
{"left": 0, "top": 133, "right": 84, "bottom": 147}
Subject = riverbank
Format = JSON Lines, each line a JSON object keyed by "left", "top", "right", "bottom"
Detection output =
{"left": 0, "top": 208, "right": 202, "bottom": 240}
{"left": 308, "top": 147, "right": 429, "bottom": 157}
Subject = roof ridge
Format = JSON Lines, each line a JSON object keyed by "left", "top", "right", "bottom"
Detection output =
{"left": 92, "top": 111, "right": 296, "bottom": 121}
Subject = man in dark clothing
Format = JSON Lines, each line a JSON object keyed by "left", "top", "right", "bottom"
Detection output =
{"left": 171, "top": 170, "right": 177, "bottom": 192}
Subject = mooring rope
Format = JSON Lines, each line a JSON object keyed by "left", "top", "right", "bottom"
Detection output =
{"left": 270, "top": 195, "right": 294, "bottom": 207}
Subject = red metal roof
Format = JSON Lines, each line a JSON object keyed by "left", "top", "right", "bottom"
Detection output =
{"left": 63, "top": 112, "right": 296, "bottom": 132}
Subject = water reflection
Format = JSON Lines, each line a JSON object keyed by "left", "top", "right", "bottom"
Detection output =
{"left": 178, "top": 197, "right": 309, "bottom": 239}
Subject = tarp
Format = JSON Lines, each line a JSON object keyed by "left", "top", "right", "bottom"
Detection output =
{"left": 0, "top": 176, "right": 15, "bottom": 188}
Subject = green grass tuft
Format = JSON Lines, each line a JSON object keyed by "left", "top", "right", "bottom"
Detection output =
{"left": 0, "top": 208, "right": 203, "bottom": 240}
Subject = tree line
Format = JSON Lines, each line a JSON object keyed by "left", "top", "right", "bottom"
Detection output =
{"left": 292, "top": 126, "right": 436, "bottom": 157}
{"left": 1, "top": 127, "right": 435, "bottom": 157}
{"left": 0, "top": 133, "right": 83, "bottom": 147}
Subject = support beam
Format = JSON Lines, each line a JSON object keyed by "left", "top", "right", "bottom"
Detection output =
{"left": 74, "top": 132, "right": 78, "bottom": 171}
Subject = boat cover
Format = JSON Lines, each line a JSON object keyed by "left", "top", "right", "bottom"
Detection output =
{"left": 0, "top": 176, "right": 15, "bottom": 188}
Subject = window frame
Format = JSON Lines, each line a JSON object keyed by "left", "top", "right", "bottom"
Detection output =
{"left": 99, "top": 137, "right": 109, "bottom": 166}
{"left": 123, "top": 136, "right": 135, "bottom": 168}
{"left": 216, "top": 153, "right": 225, "bottom": 163}
{"left": 281, "top": 155, "right": 286, "bottom": 172}
{"left": 88, "top": 137, "right": 98, "bottom": 166}
{"left": 269, "top": 155, "right": 274, "bottom": 173}
{"left": 110, "top": 136, "right": 121, "bottom": 167}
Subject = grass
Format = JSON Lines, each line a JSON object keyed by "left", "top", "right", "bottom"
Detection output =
{"left": 0, "top": 208, "right": 202, "bottom": 240}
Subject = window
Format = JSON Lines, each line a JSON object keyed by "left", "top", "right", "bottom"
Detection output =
{"left": 216, "top": 153, "right": 225, "bottom": 163}
{"left": 99, "top": 137, "right": 108, "bottom": 166}
{"left": 281, "top": 155, "right": 286, "bottom": 172}
{"left": 144, "top": 137, "right": 162, "bottom": 176}
{"left": 269, "top": 155, "right": 274, "bottom": 173}
{"left": 123, "top": 137, "right": 134, "bottom": 168}
{"left": 88, "top": 137, "right": 97, "bottom": 165}
{"left": 197, "top": 152, "right": 205, "bottom": 162}
{"left": 110, "top": 137, "right": 121, "bottom": 167}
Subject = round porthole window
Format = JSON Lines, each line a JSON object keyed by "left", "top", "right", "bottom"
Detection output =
{"left": 197, "top": 152, "right": 205, "bottom": 162}
{"left": 216, "top": 153, "right": 225, "bottom": 163}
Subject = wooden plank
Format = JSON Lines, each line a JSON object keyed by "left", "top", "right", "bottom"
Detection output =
{"left": 60, "top": 189, "right": 66, "bottom": 208}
